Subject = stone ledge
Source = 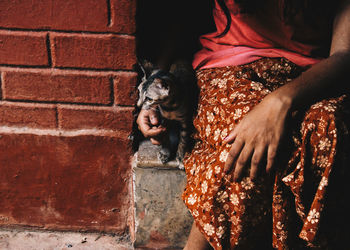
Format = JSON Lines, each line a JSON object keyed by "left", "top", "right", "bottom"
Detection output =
{"left": 133, "top": 140, "right": 192, "bottom": 249}
{"left": 135, "top": 140, "right": 180, "bottom": 169}
{"left": 0, "top": 229, "right": 133, "bottom": 250}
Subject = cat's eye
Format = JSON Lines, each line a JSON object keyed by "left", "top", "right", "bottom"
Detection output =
{"left": 145, "top": 97, "right": 153, "bottom": 101}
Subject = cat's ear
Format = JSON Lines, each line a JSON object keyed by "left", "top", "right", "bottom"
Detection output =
{"left": 138, "top": 59, "right": 154, "bottom": 80}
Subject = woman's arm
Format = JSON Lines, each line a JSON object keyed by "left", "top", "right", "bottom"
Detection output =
{"left": 224, "top": 0, "right": 350, "bottom": 181}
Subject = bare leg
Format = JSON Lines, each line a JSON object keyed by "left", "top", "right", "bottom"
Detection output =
{"left": 184, "top": 221, "right": 212, "bottom": 250}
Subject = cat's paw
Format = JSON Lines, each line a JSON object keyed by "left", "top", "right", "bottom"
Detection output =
{"left": 176, "top": 154, "right": 185, "bottom": 169}
{"left": 177, "top": 160, "right": 185, "bottom": 170}
{"left": 157, "top": 148, "right": 171, "bottom": 164}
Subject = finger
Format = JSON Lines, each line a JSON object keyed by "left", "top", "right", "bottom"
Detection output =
{"left": 150, "top": 138, "right": 162, "bottom": 145}
{"left": 233, "top": 145, "right": 254, "bottom": 182}
{"left": 143, "top": 126, "right": 166, "bottom": 138}
{"left": 149, "top": 109, "right": 160, "bottom": 126}
{"left": 136, "top": 110, "right": 151, "bottom": 130}
{"left": 224, "top": 139, "right": 244, "bottom": 173}
{"left": 266, "top": 144, "right": 277, "bottom": 173}
{"left": 250, "top": 145, "right": 266, "bottom": 181}
{"left": 224, "top": 126, "right": 239, "bottom": 144}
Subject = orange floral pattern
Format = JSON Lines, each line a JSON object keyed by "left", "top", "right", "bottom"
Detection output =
{"left": 182, "top": 58, "right": 350, "bottom": 249}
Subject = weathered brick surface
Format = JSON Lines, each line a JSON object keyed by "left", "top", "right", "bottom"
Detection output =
{"left": 0, "top": 0, "right": 136, "bottom": 34}
{"left": 51, "top": 33, "right": 136, "bottom": 70}
{"left": 2, "top": 69, "right": 112, "bottom": 104}
{"left": 0, "top": 101, "right": 57, "bottom": 128}
{"left": 0, "top": 132, "right": 132, "bottom": 232}
{"left": 0, "top": 0, "right": 137, "bottom": 240}
{"left": 58, "top": 105, "right": 134, "bottom": 131}
{"left": 114, "top": 72, "right": 138, "bottom": 106}
{"left": 0, "top": 30, "right": 48, "bottom": 66}
{"left": 110, "top": 0, "right": 136, "bottom": 34}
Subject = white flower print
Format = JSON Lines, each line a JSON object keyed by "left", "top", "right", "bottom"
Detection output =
{"left": 219, "top": 150, "right": 229, "bottom": 163}
{"left": 193, "top": 209, "right": 199, "bottom": 217}
{"left": 218, "top": 79, "right": 228, "bottom": 88}
{"left": 307, "top": 209, "right": 320, "bottom": 224}
{"left": 239, "top": 192, "right": 247, "bottom": 200}
{"left": 221, "top": 128, "right": 228, "bottom": 140}
{"left": 204, "top": 223, "right": 215, "bottom": 236}
{"left": 216, "top": 191, "right": 228, "bottom": 203}
{"left": 243, "top": 106, "right": 250, "bottom": 113}
{"left": 233, "top": 108, "right": 242, "bottom": 120}
{"left": 207, "top": 111, "right": 215, "bottom": 123}
{"left": 319, "top": 176, "right": 328, "bottom": 190}
{"left": 218, "top": 214, "right": 225, "bottom": 222}
{"left": 276, "top": 221, "right": 283, "bottom": 230}
{"left": 187, "top": 193, "right": 197, "bottom": 205}
{"left": 216, "top": 226, "right": 225, "bottom": 238}
{"left": 282, "top": 174, "right": 293, "bottom": 183}
{"left": 251, "top": 81, "right": 263, "bottom": 91}
{"left": 230, "top": 92, "right": 239, "bottom": 100}
{"left": 231, "top": 215, "right": 240, "bottom": 226}
{"left": 206, "top": 169, "right": 213, "bottom": 180}
{"left": 241, "top": 178, "right": 254, "bottom": 190}
{"left": 214, "top": 129, "right": 221, "bottom": 141}
{"left": 201, "top": 180, "right": 208, "bottom": 193}
{"left": 214, "top": 165, "right": 221, "bottom": 174}
{"left": 317, "top": 155, "right": 329, "bottom": 168}
{"left": 307, "top": 123, "right": 316, "bottom": 131}
{"left": 213, "top": 106, "right": 220, "bottom": 114}
{"left": 189, "top": 165, "right": 196, "bottom": 175}
{"left": 230, "top": 193, "right": 240, "bottom": 206}
{"left": 318, "top": 138, "right": 331, "bottom": 151}
{"left": 311, "top": 102, "right": 323, "bottom": 110}
{"left": 203, "top": 201, "right": 212, "bottom": 211}
{"left": 324, "top": 103, "right": 336, "bottom": 112}
{"left": 205, "top": 124, "right": 211, "bottom": 137}
{"left": 299, "top": 230, "right": 308, "bottom": 241}
{"left": 220, "top": 97, "right": 229, "bottom": 105}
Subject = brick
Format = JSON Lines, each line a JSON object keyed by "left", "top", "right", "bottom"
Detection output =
{"left": 109, "top": 0, "right": 136, "bottom": 34}
{"left": 50, "top": 33, "right": 136, "bottom": 70}
{"left": 2, "top": 68, "right": 112, "bottom": 105}
{"left": 0, "top": 30, "right": 48, "bottom": 66}
{"left": 113, "top": 72, "right": 138, "bottom": 106}
{"left": 58, "top": 105, "right": 133, "bottom": 132}
{"left": 0, "top": 132, "right": 132, "bottom": 232}
{"left": 0, "top": 101, "right": 57, "bottom": 128}
{"left": 0, "top": 0, "right": 136, "bottom": 34}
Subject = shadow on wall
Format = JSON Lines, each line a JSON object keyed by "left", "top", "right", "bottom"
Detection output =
{"left": 135, "top": 0, "right": 215, "bottom": 65}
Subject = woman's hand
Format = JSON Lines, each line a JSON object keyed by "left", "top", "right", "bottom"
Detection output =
{"left": 137, "top": 108, "right": 167, "bottom": 145}
{"left": 224, "top": 94, "right": 292, "bottom": 181}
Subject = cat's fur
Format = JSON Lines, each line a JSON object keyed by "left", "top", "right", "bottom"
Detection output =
{"left": 137, "top": 60, "right": 198, "bottom": 168}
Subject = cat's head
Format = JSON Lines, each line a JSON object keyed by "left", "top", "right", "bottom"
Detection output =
{"left": 137, "top": 62, "right": 174, "bottom": 109}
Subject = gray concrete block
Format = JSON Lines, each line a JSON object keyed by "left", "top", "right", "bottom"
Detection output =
{"left": 134, "top": 141, "right": 193, "bottom": 249}
{"left": 0, "top": 230, "right": 132, "bottom": 250}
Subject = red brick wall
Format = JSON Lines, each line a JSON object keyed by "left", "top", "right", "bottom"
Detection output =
{"left": 0, "top": 0, "right": 136, "bottom": 236}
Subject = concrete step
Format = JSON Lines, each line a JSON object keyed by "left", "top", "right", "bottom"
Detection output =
{"left": 0, "top": 229, "right": 132, "bottom": 250}
{"left": 133, "top": 141, "right": 193, "bottom": 249}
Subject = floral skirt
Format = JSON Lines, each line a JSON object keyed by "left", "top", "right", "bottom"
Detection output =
{"left": 182, "top": 58, "right": 350, "bottom": 249}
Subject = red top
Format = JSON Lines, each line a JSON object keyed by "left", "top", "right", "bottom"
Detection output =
{"left": 193, "top": 0, "right": 332, "bottom": 69}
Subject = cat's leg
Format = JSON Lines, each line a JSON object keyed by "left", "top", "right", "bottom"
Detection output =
{"left": 157, "top": 145, "right": 172, "bottom": 164}
{"left": 175, "top": 128, "right": 188, "bottom": 169}
{"left": 157, "top": 133, "right": 172, "bottom": 164}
